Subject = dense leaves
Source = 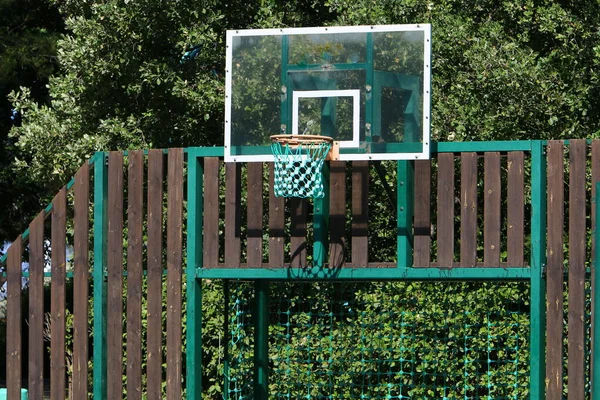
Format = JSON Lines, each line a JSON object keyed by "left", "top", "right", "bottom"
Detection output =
{"left": 0, "top": 0, "right": 63, "bottom": 244}
{"left": 6, "top": 0, "right": 600, "bottom": 228}
{"left": 2, "top": 0, "right": 600, "bottom": 396}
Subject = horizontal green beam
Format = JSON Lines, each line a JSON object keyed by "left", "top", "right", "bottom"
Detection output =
{"left": 432, "top": 140, "right": 533, "bottom": 153}
{"left": 187, "top": 147, "right": 225, "bottom": 157}
{"left": 196, "top": 267, "right": 532, "bottom": 281}
{"left": 0, "top": 269, "right": 170, "bottom": 278}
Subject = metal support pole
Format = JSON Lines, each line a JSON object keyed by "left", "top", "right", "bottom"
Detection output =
{"left": 187, "top": 154, "right": 203, "bottom": 399}
{"left": 529, "top": 140, "right": 547, "bottom": 400}
{"left": 254, "top": 281, "right": 269, "bottom": 398}
{"left": 92, "top": 152, "right": 108, "bottom": 399}
{"left": 313, "top": 163, "right": 330, "bottom": 268}
{"left": 397, "top": 160, "right": 414, "bottom": 268}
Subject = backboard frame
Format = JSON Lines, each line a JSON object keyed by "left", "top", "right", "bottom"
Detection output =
{"left": 224, "top": 24, "right": 431, "bottom": 163}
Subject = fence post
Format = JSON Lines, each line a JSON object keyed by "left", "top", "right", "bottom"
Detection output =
{"left": 529, "top": 140, "right": 547, "bottom": 400}
{"left": 93, "top": 152, "right": 108, "bottom": 399}
{"left": 313, "top": 164, "right": 330, "bottom": 268}
{"left": 397, "top": 160, "right": 414, "bottom": 268}
{"left": 187, "top": 153, "right": 203, "bottom": 399}
{"left": 254, "top": 281, "right": 269, "bottom": 398}
{"left": 593, "top": 181, "right": 600, "bottom": 398}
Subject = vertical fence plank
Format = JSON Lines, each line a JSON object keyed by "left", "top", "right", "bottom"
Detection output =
{"left": 203, "top": 157, "right": 220, "bottom": 268}
{"left": 28, "top": 212, "right": 45, "bottom": 399}
{"left": 269, "top": 163, "right": 284, "bottom": 268}
{"left": 484, "top": 152, "right": 501, "bottom": 266}
{"left": 107, "top": 152, "right": 124, "bottom": 400}
{"left": 247, "top": 163, "right": 264, "bottom": 267}
{"left": 352, "top": 161, "right": 369, "bottom": 268}
{"left": 51, "top": 187, "right": 67, "bottom": 400}
{"left": 592, "top": 140, "right": 600, "bottom": 388}
{"left": 414, "top": 160, "right": 431, "bottom": 267}
{"left": 437, "top": 153, "right": 455, "bottom": 266}
{"left": 460, "top": 153, "right": 478, "bottom": 267}
{"left": 568, "top": 139, "right": 586, "bottom": 400}
{"left": 507, "top": 152, "right": 524, "bottom": 266}
{"left": 546, "top": 140, "right": 564, "bottom": 400}
{"left": 73, "top": 162, "right": 90, "bottom": 398}
{"left": 225, "top": 163, "right": 241, "bottom": 268}
{"left": 126, "top": 151, "right": 143, "bottom": 399}
{"left": 329, "top": 161, "right": 346, "bottom": 268}
{"left": 6, "top": 236, "right": 22, "bottom": 399}
{"left": 146, "top": 149, "right": 164, "bottom": 400}
{"left": 166, "top": 148, "right": 183, "bottom": 400}
{"left": 290, "top": 197, "right": 307, "bottom": 268}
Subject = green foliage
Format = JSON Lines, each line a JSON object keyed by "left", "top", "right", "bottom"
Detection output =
{"left": 0, "top": 0, "right": 63, "bottom": 244}
{"left": 222, "top": 281, "right": 530, "bottom": 398}
{"left": 4, "top": 0, "right": 600, "bottom": 397}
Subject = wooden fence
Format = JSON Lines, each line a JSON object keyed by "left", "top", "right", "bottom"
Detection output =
{"left": 0, "top": 140, "right": 598, "bottom": 399}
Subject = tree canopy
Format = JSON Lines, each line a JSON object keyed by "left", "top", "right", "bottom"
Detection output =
{"left": 3, "top": 0, "right": 600, "bottom": 240}
{"left": 0, "top": 0, "right": 63, "bottom": 243}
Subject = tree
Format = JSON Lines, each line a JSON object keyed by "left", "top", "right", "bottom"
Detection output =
{"left": 0, "top": 0, "right": 63, "bottom": 244}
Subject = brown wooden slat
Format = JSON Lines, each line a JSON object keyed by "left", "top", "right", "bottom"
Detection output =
{"left": 51, "top": 187, "right": 67, "bottom": 400}
{"left": 6, "top": 236, "right": 22, "bottom": 400}
{"left": 507, "top": 152, "right": 524, "bottom": 266}
{"left": 107, "top": 152, "right": 124, "bottom": 400}
{"left": 166, "top": 148, "right": 183, "bottom": 400}
{"left": 225, "top": 162, "right": 241, "bottom": 268}
{"left": 290, "top": 198, "right": 307, "bottom": 268}
{"left": 352, "top": 161, "right": 369, "bottom": 268}
{"left": 247, "top": 163, "right": 264, "bottom": 267}
{"left": 413, "top": 160, "right": 431, "bottom": 267}
{"left": 146, "top": 149, "right": 164, "bottom": 400}
{"left": 483, "top": 152, "right": 501, "bottom": 266}
{"left": 329, "top": 161, "right": 346, "bottom": 268}
{"left": 592, "top": 140, "right": 600, "bottom": 390}
{"left": 269, "top": 163, "right": 284, "bottom": 267}
{"left": 28, "top": 212, "right": 45, "bottom": 399}
{"left": 126, "top": 151, "right": 143, "bottom": 399}
{"left": 568, "top": 139, "right": 586, "bottom": 400}
{"left": 460, "top": 153, "right": 478, "bottom": 267}
{"left": 203, "top": 157, "right": 220, "bottom": 268}
{"left": 546, "top": 140, "right": 564, "bottom": 400}
{"left": 436, "top": 153, "right": 455, "bottom": 266}
{"left": 73, "top": 162, "right": 90, "bottom": 399}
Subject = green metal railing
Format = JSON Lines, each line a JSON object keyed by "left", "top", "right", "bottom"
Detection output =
{"left": 186, "top": 140, "right": 547, "bottom": 399}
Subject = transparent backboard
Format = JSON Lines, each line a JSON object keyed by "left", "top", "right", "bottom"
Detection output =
{"left": 224, "top": 25, "right": 431, "bottom": 162}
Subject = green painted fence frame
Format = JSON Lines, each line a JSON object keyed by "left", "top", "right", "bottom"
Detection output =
{"left": 182, "top": 140, "right": 546, "bottom": 399}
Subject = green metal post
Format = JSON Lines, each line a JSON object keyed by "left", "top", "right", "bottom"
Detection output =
{"left": 313, "top": 163, "right": 330, "bottom": 268}
{"left": 397, "top": 160, "right": 414, "bottom": 268}
{"left": 186, "top": 155, "right": 203, "bottom": 399}
{"left": 280, "top": 35, "right": 289, "bottom": 134}
{"left": 593, "top": 181, "right": 600, "bottom": 399}
{"left": 254, "top": 281, "right": 269, "bottom": 398}
{"left": 365, "top": 32, "right": 374, "bottom": 144}
{"left": 92, "top": 152, "right": 108, "bottom": 399}
{"left": 529, "top": 140, "right": 547, "bottom": 400}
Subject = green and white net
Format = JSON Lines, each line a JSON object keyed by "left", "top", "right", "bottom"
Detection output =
{"left": 271, "top": 136, "right": 332, "bottom": 198}
{"left": 223, "top": 281, "right": 530, "bottom": 399}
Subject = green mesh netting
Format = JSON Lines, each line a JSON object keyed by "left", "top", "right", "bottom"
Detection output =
{"left": 271, "top": 139, "right": 332, "bottom": 198}
{"left": 224, "top": 281, "right": 530, "bottom": 400}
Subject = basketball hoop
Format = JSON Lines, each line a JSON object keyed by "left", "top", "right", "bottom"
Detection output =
{"left": 270, "top": 134, "right": 339, "bottom": 198}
